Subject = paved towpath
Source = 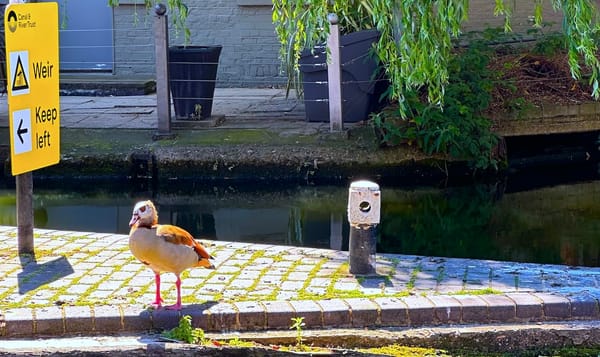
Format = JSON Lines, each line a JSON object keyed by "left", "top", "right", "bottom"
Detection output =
{"left": 1, "top": 225, "right": 599, "bottom": 337}
{"left": 0, "top": 88, "right": 311, "bottom": 130}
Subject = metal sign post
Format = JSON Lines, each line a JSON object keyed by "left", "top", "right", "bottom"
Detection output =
{"left": 5, "top": 2, "right": 60, "bottom": 254}
{"left": 16, "top": 172, "right": 33, "bottom": 254}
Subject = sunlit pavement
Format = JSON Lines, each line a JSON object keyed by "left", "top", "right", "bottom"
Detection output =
{"left": 1, "top": 225, "right": 599, "bottom": 337}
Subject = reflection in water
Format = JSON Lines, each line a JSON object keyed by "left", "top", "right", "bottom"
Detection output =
{"left": 379, "top": 182, "right": 600, "bottom": 267}
{"left": 0, "top": 169, "right": 598, "bottom": 267}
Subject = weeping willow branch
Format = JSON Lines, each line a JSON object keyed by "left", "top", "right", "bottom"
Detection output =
{"left": 372, "top": 0, "right": 469, "bottom": 116}
{"left": 559, "top": 0, "right": 600, "bottom": 97}
{"left": 273, "top": 0, "right": 600, "bottom": 116}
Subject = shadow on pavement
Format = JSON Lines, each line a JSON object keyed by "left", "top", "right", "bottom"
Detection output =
{"left": 18, "top": 254, "right": 74, "bottom": 294}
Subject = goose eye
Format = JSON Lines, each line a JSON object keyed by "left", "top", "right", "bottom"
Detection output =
{"left": 139, "top": 206, "right": 146, "bottom": 213}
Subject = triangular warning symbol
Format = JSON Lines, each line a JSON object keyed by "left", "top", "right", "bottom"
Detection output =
{"left": 12, "top": 56, "right": 29, "bottom": 92}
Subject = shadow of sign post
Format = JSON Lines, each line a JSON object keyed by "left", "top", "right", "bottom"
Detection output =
{"left": 17, "top": 254, "right": 74, "bottom": 295}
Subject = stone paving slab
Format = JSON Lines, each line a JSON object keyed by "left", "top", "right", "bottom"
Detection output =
{"left": 0, "top": 88, "right": 308, "bottom": 130}
{"left": 0, "top": 225, "right": 599, "bottom": 337}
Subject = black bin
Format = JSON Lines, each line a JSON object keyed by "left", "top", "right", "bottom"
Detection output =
{"left": 299, "top": 30, "right": 384, "bottom": 123}
{"left": 169, "top": 45, "right": 222, "bottom": 119}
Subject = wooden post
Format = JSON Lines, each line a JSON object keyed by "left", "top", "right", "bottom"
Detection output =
{"left": 16, "top": 172, "right": 33, "bottom": 255}
{"left": 327, "top": 13, "right": 343, "bottom": 132}
{"left": 153, "top": 4, "right": 172, "bottom": 138}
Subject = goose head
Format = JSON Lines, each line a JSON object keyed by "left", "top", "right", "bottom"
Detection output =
{"left": 129, "top": 200, "right": 158, "bottom": 228}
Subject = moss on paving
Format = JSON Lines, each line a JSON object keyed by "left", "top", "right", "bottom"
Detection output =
{"left": 56, "top": 127, "right": 362, "bottom": 153}
{"left": 1, "top": 124, "right": 430, "bottom": 162}
{"left": 360, "top": 344, "right": 449, "bottom": 356}
{"left": 0, "top": 228, "right": 497, "bottom": 311}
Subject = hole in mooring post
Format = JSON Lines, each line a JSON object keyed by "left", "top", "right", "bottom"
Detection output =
{"left": 359, "top": 201, "right": 371, "bottom": 213}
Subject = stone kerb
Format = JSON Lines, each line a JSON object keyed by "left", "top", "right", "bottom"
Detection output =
{"left": 494, "top": 101, "right": 600, "bottom": 136}
{"left": 2, "top": 292, "right": 600, "bottom": 337}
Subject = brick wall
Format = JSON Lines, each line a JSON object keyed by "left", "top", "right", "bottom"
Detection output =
{"left": 112, "top": 5, "right": 155, "bottom": 77}
{"left": 183, "top": 0, "right": 282, "bottom": 87}
{"left": 111, "top": 1, "right": 565, "bottom": 87}
{"left": 112, "top": 1, "right": 282, "bottom": 87}
{"left": 463, "top": 0, "right": 563, "bottom": 34}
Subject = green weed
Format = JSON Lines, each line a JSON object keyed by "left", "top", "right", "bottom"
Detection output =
{"left": 290, "top": 316, "right": 305, "bottom": 349}
{"left": 162, "top": 315, "right": 209, "bottom": 345}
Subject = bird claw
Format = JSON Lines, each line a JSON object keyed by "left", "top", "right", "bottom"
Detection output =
{"left": 148, "top": 298, "right": 164, "bottom": 310}
{"left": 164, "top": 303, "right": 182, "bottom": 311}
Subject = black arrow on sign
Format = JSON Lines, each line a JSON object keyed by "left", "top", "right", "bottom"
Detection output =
{"left": 17, "top": 119, "right": 28, "bottom": 144}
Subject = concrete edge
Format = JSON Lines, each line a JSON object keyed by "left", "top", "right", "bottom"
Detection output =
{"left": 2, "top": 291, "right": 599, "bottom": 338}
{"left": 3, "top": 321, "right": 600, "bottom": 356}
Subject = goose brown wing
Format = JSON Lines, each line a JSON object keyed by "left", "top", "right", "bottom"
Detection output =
{"left": 156, "top": 224, "right": 214, "bottom": 260}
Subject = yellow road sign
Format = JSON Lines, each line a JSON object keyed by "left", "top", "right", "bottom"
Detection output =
{"left": 5, "top": 2, "right": 60, "bottom": 176}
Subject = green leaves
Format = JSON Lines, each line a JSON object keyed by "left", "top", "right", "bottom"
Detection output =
{"left": 274, "top": 0, "right": 600, "bottom": 109}
{"left": 374, "top": 39, "right": 500, "bottom": 170}
{"left": 339, "top": 0, "right": 470, "bottom": 117}
{"left": 162, "top": 315, "right": 209, "bottom": 344}
{"left": 290, "top": 316, "right": 306, "bottom": 348}
{"left": 272, "top": 0, "right": 375, "bottom": 93}
{"left": 560, "top": 0, "right": 600, "bottom": 98}
{"left": 274, "top": 0, "right": 600, "bottom": 169}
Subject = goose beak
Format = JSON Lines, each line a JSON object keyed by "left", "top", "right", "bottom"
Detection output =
{"left": 129, "top": 214, "right": 139, "bottom": 227}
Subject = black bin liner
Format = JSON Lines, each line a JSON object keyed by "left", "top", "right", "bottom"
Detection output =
{"left": 299, "top": 30, "right": 385, "bottom": 123}
{"left": 169, "top": 45, "right": 222, "bottom": 119}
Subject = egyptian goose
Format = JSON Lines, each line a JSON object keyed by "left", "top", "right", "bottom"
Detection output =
{"left": 128, "top": 200, "right": 215, "bottom": 310}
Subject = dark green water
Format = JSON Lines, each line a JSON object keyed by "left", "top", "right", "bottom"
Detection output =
{"left": 0, "top": 167, "right": 598, "bottom": 267}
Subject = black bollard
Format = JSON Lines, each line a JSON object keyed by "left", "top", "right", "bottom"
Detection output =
{"left": 347, "top": 180, "right": 380, "bottom": 275}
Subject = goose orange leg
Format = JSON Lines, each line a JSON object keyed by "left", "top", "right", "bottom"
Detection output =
{"left": 152, "top": 272, "right": 164, "bottom": 308}
{"left": 165, "top": 274, "right": 183, "bottom": 310}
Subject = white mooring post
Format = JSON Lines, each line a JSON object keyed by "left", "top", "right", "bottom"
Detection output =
{"left": 327, "top": 13, "right": 343, "bottom": 132}
{"left": 347, "top": 180, "right": 381, "bottom": 275}
{"left": 153, "top": 3, "right": 172, "bottom": 139}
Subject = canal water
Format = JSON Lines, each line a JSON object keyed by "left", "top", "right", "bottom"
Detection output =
{"left": 0, "top": 164, "right": 598, "bottom": 267}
